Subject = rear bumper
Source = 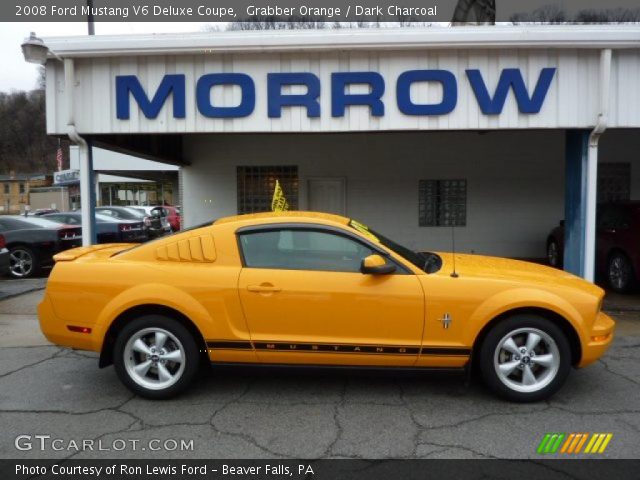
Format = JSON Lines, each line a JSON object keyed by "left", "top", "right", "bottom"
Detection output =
{"left": 147, "top": 227, "right": 169, "bottom": 238}
{"left": 121, "top": 230, "right": 148, "bottom": 242}
{"left": 578, "top": 311, "right": 615, "bottom": 368}
{"left": 0, "top": 248, "right": 9, "bottom": 276}
{"left": 38, "top": 293, "right": 100, "bottom": 352}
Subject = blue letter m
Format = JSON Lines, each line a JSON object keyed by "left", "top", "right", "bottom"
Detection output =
{"left": 116, "top": 74, "right": 186, "bottom": 119}
{"left": 466, "top": 68, "right": 556, "bottom": 115}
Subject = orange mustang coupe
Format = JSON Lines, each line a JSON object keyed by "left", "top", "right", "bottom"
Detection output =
{"left": 39, "top": 212, "right": 614, "bottom": 402}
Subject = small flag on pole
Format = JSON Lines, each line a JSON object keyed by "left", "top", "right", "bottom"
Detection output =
{"left": 56, "top": 141, "right": 63, "bottom": 172}
{"left": 271, "top": 179, "right": 289, "bottom": 212}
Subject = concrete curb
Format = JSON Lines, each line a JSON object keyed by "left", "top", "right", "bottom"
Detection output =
{"left": 0, "top": 287, "right": 45, "bottom": 302}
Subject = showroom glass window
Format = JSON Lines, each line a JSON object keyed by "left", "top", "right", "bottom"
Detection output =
{"left": 419, "top": 179, "right": 467, "bottom": 227}
{"left": 237, "top": 166, "right": 298, "bottom": 214}
{"left": 239, "top": 229, "right": 374, "bottom": 272}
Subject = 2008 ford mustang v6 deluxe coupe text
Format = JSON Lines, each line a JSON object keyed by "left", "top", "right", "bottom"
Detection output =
{"left": 39, "top": 212, "right": 615, "bottom": 402}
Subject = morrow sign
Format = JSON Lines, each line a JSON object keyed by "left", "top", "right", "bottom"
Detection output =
{"left": 116, "top": 68, "right": 556, "bottom": 120}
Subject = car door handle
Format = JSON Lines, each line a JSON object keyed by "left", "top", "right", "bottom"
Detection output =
{"left": 247, "top": 283, "right": 282, "bottom": 293}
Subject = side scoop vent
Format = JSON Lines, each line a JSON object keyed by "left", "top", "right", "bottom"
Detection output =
{"left": 156, "top": 235, "right": 216, "bottom": 262}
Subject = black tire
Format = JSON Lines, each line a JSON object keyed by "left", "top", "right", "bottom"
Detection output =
{"left": 547, "top": 238, "right": 562, "bottom": 269}
{"left": 479, "top": 315, "right": 572, "bottom": 402}
{"left": 8, "top": 245, "right": 39, "bottom": 279}
{"left": 607, "top": 251, "right": 635, "bottom": 293}
{"left": 113, "top": 315, "right": 200, "bottom": 399}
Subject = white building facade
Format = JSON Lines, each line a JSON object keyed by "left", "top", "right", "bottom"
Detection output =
{"left": 36, "top": 26, "right": 640, "bottom": 276}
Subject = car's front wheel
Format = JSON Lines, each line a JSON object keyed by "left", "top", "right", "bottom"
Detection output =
{"left": 113, "top": 315, "right": 200, "bottom": 399}
{"left": 479, "top": 315, "right": 571, "bottom": 402}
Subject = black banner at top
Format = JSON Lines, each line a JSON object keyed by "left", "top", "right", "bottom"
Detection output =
{"left": 4, "top": 0, "right": 640, "bottom": 23}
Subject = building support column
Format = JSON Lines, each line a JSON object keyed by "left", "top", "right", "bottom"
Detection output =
{"left": 65, "top": 57, "right": 96, "bottom": 246}
{"left": 87, "top": 139, "right": 97, "bottom": 243}
{"left": 564, "top": 130, "right": 591, "bottom": 278}
{"left": 564, "top": 48, "right": 610, "bottom": 283}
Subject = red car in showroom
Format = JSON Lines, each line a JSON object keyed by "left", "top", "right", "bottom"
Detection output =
{"left": 547, "top": 202, "right": 640, "bottom": 292}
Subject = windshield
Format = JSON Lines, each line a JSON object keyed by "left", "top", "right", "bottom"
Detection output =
{"left": 348, "top": 219, "right": 440, "bottom": 273}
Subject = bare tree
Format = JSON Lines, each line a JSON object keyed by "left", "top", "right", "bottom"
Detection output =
{"left": 451, "top": 0, "right": 496, "bottom": 25}
{"left": 511, "top": 6, "right": 640, "bottom": 24}
{"left": 575, "top": 8, "right": 640, "bottom": 23}
{"left": 220, "top": 15, "right": 329, "bottom": 31}
{"left": 203, "top": 19, "right": 434, "bottom": 32}
{"left": 37, "top": 66, "right": 46, "bottom": 90}
{"left": 511, "top": 5, "right": 567, "bottom": 24}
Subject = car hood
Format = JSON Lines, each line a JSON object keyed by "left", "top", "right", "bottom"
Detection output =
{"left": 435, "top": 253, "right": 603, "bottom": 296}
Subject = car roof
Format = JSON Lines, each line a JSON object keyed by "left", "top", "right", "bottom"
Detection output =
{"left": 214, "top": 211, "right": 350, "bottom": 226}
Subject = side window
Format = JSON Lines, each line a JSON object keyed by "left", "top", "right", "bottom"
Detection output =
{"left": 240, "top": 229, "right": 375, "bottom": 273}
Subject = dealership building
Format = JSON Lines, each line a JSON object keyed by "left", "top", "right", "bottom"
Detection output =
{"left": 27, "top": 25, "right": 640, "bottom": 280}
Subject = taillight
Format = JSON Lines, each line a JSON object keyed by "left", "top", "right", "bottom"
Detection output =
{"left": 58, "top": 228, "right": 81, "bottom": 239}
{"left": 119, "top": 224, "right": 132, "bottom": 232}
{"left": 67, "top": 325, "right": 92, "bottom": 334}
{"left": 0, "top": 234, "right": 5, "bottom": 249}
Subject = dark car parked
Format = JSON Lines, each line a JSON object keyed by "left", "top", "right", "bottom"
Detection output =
{"left": 96, "top": 206, "right": 168, "bottom": 239}
{"left": 43, "top": 212, "right": 148, "bottom": 244}
{"left": 0, "top": 237, "right": 9, "bottom": 276}
{"left": 547, "top": 202, "right": 640, "bottom": 292}
{"left": 128, "top": 206, "right": 172, "bottom": 236}
{"left": 0, "top": 216, "right": 82, "bottom": 278}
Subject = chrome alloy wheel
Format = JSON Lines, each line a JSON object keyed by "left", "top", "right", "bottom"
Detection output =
{"left": 609, "top": 256, "right": 631, "bottom": 291}
{"left": 493, "top": 328, "right": 560, "bottom": 393}
{"left": 9, "top": 248, "right": 33, "bottom": 277}
{"left": 123, "top": 328, "right": 186, "bottom": 390}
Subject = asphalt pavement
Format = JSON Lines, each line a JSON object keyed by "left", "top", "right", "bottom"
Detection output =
{"left": 0, "top": 277, "right": 47, "bottom": 301}
{"left": 1, "top": 284, "right": 639, "bottom": 459}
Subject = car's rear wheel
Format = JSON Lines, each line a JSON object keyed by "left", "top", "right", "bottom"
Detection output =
{"left": 479, "top": 315, "right": 571, "bottom": 402}
{"left": 113, "top": 315, "right": 200, "bottom": 399}
{"left": 547, "top": 239, "right": 562, "bottom": 268}
{"left": 8, "top": 246, "right": 39, "bottom": 279}
{"left": 607, "top": 252, "right": 635, "bottom": 293}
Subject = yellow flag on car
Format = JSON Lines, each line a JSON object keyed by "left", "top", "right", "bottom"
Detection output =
{"left": 271, "top": 179, "right": 289, "bottom": 212}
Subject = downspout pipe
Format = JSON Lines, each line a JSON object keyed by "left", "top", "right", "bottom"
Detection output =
{"left": 584, "top": 48, "right": 612, "bottom": 282}
{"left": 63, "top": 57, "right": 95, "bottom": 246}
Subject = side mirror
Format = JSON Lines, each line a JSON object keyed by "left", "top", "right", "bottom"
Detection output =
{"left": 361, "top": 254, "right": 396, "bottom": 275}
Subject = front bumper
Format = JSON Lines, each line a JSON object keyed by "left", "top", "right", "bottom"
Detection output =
{"left": 578, "top": 311, "right": 615, "bottom": 368}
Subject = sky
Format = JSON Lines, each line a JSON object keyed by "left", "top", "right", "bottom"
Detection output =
{"left": 0, "top": 22, "right": 211, "bottom": 92}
